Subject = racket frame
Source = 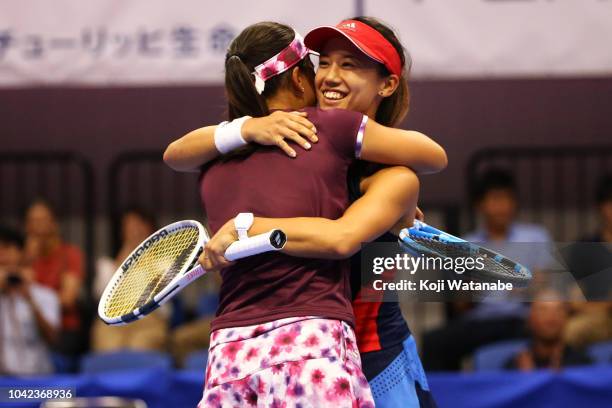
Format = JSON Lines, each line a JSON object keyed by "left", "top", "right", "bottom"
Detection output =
{"left": 98, "top": 220, "right": 207, "bottom": 326}
{"left": 398, "top": 220, "right": 532, "bottom": 283}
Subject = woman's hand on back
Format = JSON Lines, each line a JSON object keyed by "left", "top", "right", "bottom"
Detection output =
{"left": 241, "top": 111, "right": 318, "bottom": 158}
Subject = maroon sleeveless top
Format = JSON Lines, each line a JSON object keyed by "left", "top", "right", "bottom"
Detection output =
{"left": 200, "top": 107, "right": 366, "bottom": 330}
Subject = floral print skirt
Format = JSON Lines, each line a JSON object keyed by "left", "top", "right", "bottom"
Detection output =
{"left": 198, "top": 316, "right": 375, "bottom": 408}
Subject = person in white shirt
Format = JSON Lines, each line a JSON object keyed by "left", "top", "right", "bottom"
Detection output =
{"left": 423, "top": 168, "right": 553, "bottom": 370}
{"left": 0, "top": 225, "right": 60, "bottom": 376}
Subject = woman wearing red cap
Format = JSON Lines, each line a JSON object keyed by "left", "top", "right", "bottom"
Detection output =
{"left": 306, "top": 18, "right": 438, "bottom": 408}
{"left": 166, "top": 18, "right": 441, "bottom": 408}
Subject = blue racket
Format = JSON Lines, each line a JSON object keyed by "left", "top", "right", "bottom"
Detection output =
{"left": 398, "top": 220, "right": 532, "bottom": 284}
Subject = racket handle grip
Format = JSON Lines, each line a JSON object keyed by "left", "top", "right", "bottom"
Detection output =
{"left": 224, "top": 229, "right": 287, "bottom": 261}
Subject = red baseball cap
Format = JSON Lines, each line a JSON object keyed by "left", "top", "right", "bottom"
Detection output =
{"left": 304, "top": 19, "right": 403, "bottom": 76}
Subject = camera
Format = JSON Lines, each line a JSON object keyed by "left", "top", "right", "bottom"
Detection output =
{"left": 5, "top": 273, "right": 23, "bottom": 287}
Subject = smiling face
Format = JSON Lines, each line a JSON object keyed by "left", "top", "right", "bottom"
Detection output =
{"left": 315, "top": 36, "right": 388, "bottom": 117}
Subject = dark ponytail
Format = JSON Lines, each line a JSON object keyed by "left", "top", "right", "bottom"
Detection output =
{"left": 224, "top": 54, "right": 269, "bottom": 119}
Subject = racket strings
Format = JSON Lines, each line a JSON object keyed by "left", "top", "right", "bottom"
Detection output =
{"left": 410, "top": 236, "right": 468, "bottom": 258}
{"left": 144, "top": 244, "right": 194, "bottom": 301}
{"left": 104, "top": 226, "right": 199, "bottom": 318}
{"left": 409, "top": 235, "right": 526, "bottom": 278}
{"left": 478, "top": 255, "right": 520, "bottom": 276}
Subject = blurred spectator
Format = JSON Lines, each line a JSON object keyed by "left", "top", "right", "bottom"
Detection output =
{"left": 91, "top": 207, "right": 169, "bottom": 351}
{"left": 564, "top": 174, "right": 612, "bottom": 348}
{"left": 23, "top": 200, "right": 85, "bottom": 363}
{"left": 167, "top": 248, "right": 222, "bottom": 367}
{"left": 465, "top": 168, "right": 552, "bottom": 273}
{"left": 504, "top": 289, "right": 592, "bottom": 371}
{"left": 169, "top": 275, "right": 219, "bottom": 367}
{"left": 422, "top": 168, "right": 553, "bottom": 371}
{"left": 0, "top": 225, "right": 60, "bottom": 376}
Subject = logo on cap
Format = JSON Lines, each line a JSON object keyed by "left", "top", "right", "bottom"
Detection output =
{"left": 341, "top": 22, "right": 357, "bottom": 31}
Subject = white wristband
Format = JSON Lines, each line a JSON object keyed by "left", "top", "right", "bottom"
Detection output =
{"left": 234, "top": 212, "right": 254, "bottom": 240}
{"left": 214, "top": 116, "right": 251, "bottom": 154}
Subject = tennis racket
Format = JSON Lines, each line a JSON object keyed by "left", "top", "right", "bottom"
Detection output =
{"left": 98, "top": 220, "right": 286, "bottom": 326}
{"left": 398, "top": 220, "right": 532, "bottom": 285}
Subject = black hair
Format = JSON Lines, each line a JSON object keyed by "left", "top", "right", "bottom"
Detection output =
{"left": 22, "top": 198, "right": 59, "bottom": 220}
{"left": 347, "top": 17, "right": 412, "bottom": 202}
{"left": 121, "top": 206, "right": 157, "bottom": 230}
{"left": 0, "top": 225, "right": 24, "bottom": 249}
{"left": 596, "top": 174, "right": 612, "bottom": 204}
{"left": 218, "top": 21, "right": 315, "bottom": 162}
{"left": 471, "top": 168, "right": 517, "bottom": 203}
{"left": 350, "top": 16, "right": 411, "bottom": 127}
{"left": 224, "top": 21, "right": 315, "bottom": 120}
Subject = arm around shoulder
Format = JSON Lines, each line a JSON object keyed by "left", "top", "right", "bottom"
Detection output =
{"left": 164, "top": 112, "right": 318, "bottom": 172}
{"left": 163, "top": 126, "right": 220, "bottom": 172}
{"left": 360, "top": 119, "right": 447, "bottom": 175}
{"left": 249, "top": 167, "right": 420, "bottom": 259}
